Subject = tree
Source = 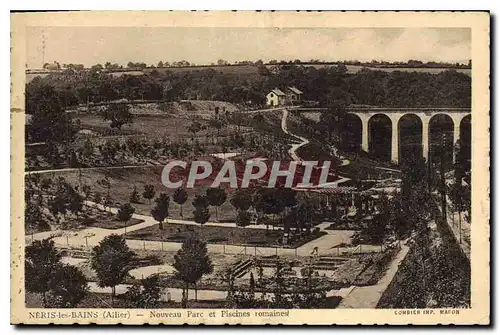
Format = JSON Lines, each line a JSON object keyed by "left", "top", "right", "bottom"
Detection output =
{"left": 81, "top": 183, "right": 91, "bottom": 204}
{"left": 278, "top": 187, "right": 297, "bottom": 210}
{"left": 387, "top": 194, "right": 412, "bottom": 240}
{"left": 129, "top": 186, "right": 141, "bottom": 204}
{"left": 48, "top": 185, "right": 68, "bottom": 223}
{"left": 273, "top": 259, "right": 287, "bottom": 306}
{"left": 192, "top": 195, "right": 211, "bottom": 228}
{"left": 151, "top": 193, "right": 170, "bottom": 230}
{"left": 91, "top": 235, "right": 135, "bottom": 306}
{"left": 173, "top": 238, "right": 213, "bottom": 306}
{"left": 209, "top": 118, "right": 227, "bottom": 143}
{"left": 230, "top": 189, "right": 253, "bottom": 212}
{"left": 217, "top": 59, "right": 229, "bottom": 66}
{"left": 205, "top": 187, "right": 227, "bottom": 220}
{"left": 40, "top": 177, "right": 52, "bottom": 192}
{"left": 117, "top": 203, "right": 135, "bottom": 234}
{"left": 101, "top": 103, "right": 133, "bottom": 130}
{"left": 282, "top": 207, "right": 299, "bottom": 240}
{"left": 219, "top": 268, "right": 236, "bottom": 300}
{"left": 172, "top": 187, "right": 188, "bottom": 218}
{"left": 26, "top": 83, "right": 79, "bottom": 145}
{"left": 452, "top": 138, "right": 471, "bottom": 228}
{"left": 46, "top": 264, "right": 88, "bottom": 308}
{"left": 187, "top": 121, "right": 203, "bottom": 141}
{"left": 254, "top": 188, "right": 291, "bottom": 231}
{"left": 249, "top": 271, "right": 256, "bottom": 297}
{"left": 235, "top": 210, "right": 252, "bottom": 228}
{"left": 126, "top": 274, "right": 163, "bottom": 308}
{"left": 296, "top": 203, "right": 315, "bottom": 234}
{"left": 67, "top": 187, "right": 84, "bottom": 218}
{"left": 94, "top": 191, "right": 103, "bottom": 207}
{"left": 358, "top": 213, "right": 388, "bottom": 244}
{"left": 90, "top": 63, "right": 103, "bottom": 72}
{"left": 319, "top": 101, "right": 347, "bottom": 144}
{"left": 98, "top": 176, "right": 111, "bottom": 201}
{"left": 451, "top": 143, "right": 468, "bottom": 240}
{"left": 142, "top": 184, "right": 156, "bottom": 205}
{"left": 25, "top": 239, "right": 61, "bottom": 303}
{"left": 25, "top": 201, "right": 48, "bottom": 232}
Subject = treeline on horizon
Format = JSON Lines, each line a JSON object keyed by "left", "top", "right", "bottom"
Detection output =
{"left": 34, "top": 58, "right": 472, "bottom": 71}
{"left": 27, "top": 64, "right": 471, "bottom": 109}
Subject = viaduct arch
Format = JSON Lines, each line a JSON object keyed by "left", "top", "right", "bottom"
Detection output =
{"left": 346, "top": 107, "right": 471, "bottom": 164}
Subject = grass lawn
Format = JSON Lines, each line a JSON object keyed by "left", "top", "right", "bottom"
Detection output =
{"left": 126, "top": 222, "right": 327, "bottom": 248}
{"left": 49, "top": 208, "right": 145, "bottom": 231}
{"left": 77, "top": 113, "right": 245, "bottom": 142}
{"left": 53, "top": 166, "right": 240, "bottom": 222}
{"left": 88, "top": 217, "right": 144, "bottom": 229}
{"left": 79, "top": 211, "right": 144, "bottom": 229}
{"left": 48, "top": 165, "right": 325, "bottom": 226}
{"left": 78, "top": 114, "right": 200, "bottom": 139}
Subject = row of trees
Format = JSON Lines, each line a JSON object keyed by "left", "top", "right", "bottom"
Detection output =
{"left": 27, "top": 64, "right": 471, "bottom": 110}
{"left": 375, "top": 157, "right": 471, "bottom": 308}
{"left": 73, "top": 124, "right": 285, "bottom": 167}
{"left": 116, "top": 181, "right": 323, "bottom": 240}
{"left": 25, "top": 170, "right": 318, "bottom": 237}
{"left": 25, "top": 234, "right": 214, "bottom": 308}
{"left": 375, "top": 137, "right": 471, "bottom": 308}
{"left": 45, "top": 58, "right": 471, "bottom": 71}
{"left": 27, "top": 233, "right": 330, "bottom": 308}
{"left": 138, "top": 184, "right": 323, "bottom": 238}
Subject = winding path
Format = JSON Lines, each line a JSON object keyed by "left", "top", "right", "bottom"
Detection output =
{"left": 280, "top": 109, "right": 310, "bottom": 162}
{"left": 280, "top": 108, "right": 352, "bottom": 188}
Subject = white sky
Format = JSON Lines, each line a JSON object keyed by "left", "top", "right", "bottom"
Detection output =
{"left": 26, "top": 27, "right": 471, "bottom": 68}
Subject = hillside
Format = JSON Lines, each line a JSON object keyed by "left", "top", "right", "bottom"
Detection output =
{"left": 26, "top": 63, "right": 471, "bottom": 84}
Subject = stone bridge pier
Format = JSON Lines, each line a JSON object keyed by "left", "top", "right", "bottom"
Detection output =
{"left": 348, "top": 108, "right": 471, "bottom": 164}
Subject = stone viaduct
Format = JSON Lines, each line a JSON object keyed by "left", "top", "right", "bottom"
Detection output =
{"left": 345, "top": 107, "right": 471, "bottom": 164}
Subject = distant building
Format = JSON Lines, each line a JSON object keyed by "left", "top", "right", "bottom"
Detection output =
{"left": 266, "top": 87, "right": 303, "bottom": 107}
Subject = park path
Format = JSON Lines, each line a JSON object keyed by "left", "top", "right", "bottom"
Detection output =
{"left": 337, "top": 243, "right": 410, "bottom": 308}
{"left": 29, "top": 201, "right": 375, "bottom": 257}
{"left": 280, "top": 108, "right": 310, "bottom": 162}
{"left": 27, "top": 200, "right": 283, "bottom": 246}
{"left": 280, "top": 108, "right": 351, "bottom": 188}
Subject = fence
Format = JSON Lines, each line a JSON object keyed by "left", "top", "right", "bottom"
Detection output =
{"left": 28, "top": 230, "right": 399, "bottom": 259}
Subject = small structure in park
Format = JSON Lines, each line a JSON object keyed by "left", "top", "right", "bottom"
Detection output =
{"left": 266, "top": 87, "right": 303, "bottom": 107}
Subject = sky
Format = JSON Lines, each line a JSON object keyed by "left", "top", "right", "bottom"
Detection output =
{"left": 26, "top": 27, "right": 471, "bottom": 68}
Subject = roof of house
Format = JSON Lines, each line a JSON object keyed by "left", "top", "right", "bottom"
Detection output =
{"left": 287, "top": 86, "right": 303, "bottom": 95}
{"left": 270, "top": 88, "right": 286, "bottom": 96}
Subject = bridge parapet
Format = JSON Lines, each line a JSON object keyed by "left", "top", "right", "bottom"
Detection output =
{"left": 346, "top": 106, "right": 470, "bottom": 113}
